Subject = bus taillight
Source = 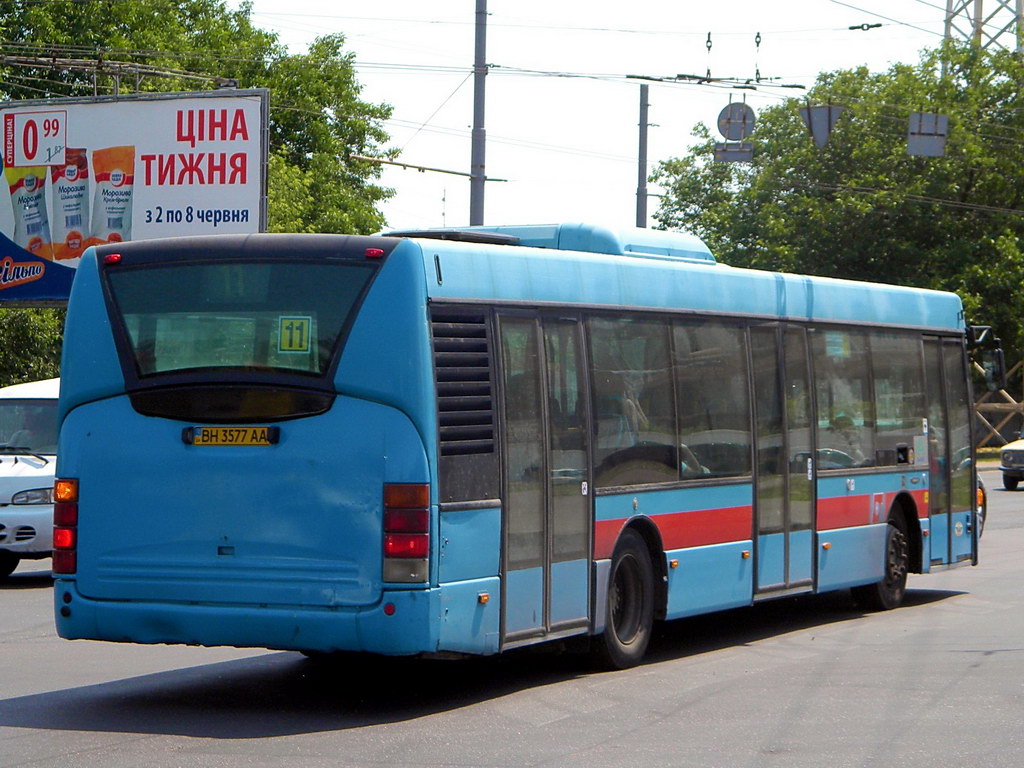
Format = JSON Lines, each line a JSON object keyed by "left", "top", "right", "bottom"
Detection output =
{"left": 384, "top": 533, "right": 430, "bottom": 558}
{"left": 383, "top": 483, "right": 429, "bottom": 583}
{"left": 52, "top": 478, "right": 79, "bottom": 575}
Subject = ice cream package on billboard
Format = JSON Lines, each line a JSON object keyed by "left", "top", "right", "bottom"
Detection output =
{"left": 4, "top": 164, "right": 53, "bottom": 259}
{"left": 88, "top": 145, "right": 134, "bottom": 246}
{"left": 50, "top": 148, "right": 90, "bottom": 261}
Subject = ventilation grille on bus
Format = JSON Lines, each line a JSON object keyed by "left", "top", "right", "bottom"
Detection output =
{"left": 432, "top": 310, "right": 495, "bottom": 455}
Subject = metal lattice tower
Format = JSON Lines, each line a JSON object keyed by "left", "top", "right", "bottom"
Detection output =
{"left": 945, "top": 0, "right": 1024, "bottom": 52}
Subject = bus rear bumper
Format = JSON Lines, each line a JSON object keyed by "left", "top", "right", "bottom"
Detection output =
{"left": 53, "top": 579, "right": 445, "bottom": 656}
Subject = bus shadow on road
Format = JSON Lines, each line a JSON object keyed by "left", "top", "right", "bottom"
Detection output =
{"left": 0, "top": 587, "right": 965, "bottom": 739}
{"left": 0, "top": 569, "right": 53, "bottom": 590}
{"left": 646, "top": 587, "right": 964, "bottom": 663}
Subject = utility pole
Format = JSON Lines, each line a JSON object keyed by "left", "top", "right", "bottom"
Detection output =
{"left": 469, "top": 0, "right": 487, "bottom": 225}
{"left": 636, "top": 84, "right": 649, "bottom": 228}
{"left": 944, "top": 0, "right": 1023, "bottom": 51}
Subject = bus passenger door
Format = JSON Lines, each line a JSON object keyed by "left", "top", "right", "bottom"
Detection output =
{"left": 498, "top": 315, "right": 591, "bottom": 646}
{"left": 751, "top": 325, "right": 815, "bottom": 597}
{"left": 924, "top": 337, "right": 975, "bottom": 566}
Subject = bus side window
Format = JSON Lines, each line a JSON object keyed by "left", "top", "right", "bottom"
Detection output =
{"left": 672, "top": 319, "right": 752, "bottom": 478}
{"left": 589, "top": 316, "right": 677, "bottom": 487}
{"left": 870, "top": 332, "right": 925, "bottom": 466}
{"left": 811, "top": 329, "right": 875, "bottom": 467}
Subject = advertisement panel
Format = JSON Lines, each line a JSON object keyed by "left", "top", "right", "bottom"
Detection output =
{"left": 0, "top": 90, "right": 268, "bottom": 303}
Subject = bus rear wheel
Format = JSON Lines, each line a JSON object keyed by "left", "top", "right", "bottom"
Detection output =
{"left": 852, "top": 515, "right": 909, "bottom": 611}
{"left": 592, "top": 529, "right": 654, "bottom": 669}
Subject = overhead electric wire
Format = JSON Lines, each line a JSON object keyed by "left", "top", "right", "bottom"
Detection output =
{"left": 0, "top": 70, "right": 101, "bottom": 93}
{"left": 400, "top": 71, "right": 473, "bottom": 152}
{"left": 813, "top": 182, "right": 1024, "bottom": 217}
{"left": 384, "top": 118, "right": 635, "bottom": 162}
{"left": 0, "top": 77, "right": 52, "bottom": 96}
{"left": 250, "top": 10, "right": 855, "bottom": 38}
{"left": 249, "top": 8, "right": 955, "bottom": 38}
{"left": 265, "top": 102, "right": 635, "bottom": 163}
{"left": 909, "top": 0, "right": 946, "bottom": 11}
{"left": 809, "top": 89, "right": 1024, "bottom": 144}
{"left": 5, "top": 11, "right": 1024, "bottom": 167}
{"left": 824, "top": 0, "right": 942, "bottom": 36}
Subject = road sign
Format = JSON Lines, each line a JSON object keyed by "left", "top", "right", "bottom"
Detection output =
{"left": 717, "top": 102, "right": 756, "bottom": 141}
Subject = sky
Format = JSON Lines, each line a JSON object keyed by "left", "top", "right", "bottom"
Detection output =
{"left": 241, "top": 1, "right": 987, "bottom": 231}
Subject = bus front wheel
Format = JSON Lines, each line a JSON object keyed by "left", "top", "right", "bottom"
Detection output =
{"left": 592, "top": 528, "right": 655, "bottom": 669}
{"left": 852, "top": 515, "right": 909, "bottom": 611}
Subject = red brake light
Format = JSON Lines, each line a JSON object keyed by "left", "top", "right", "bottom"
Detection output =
{"left": 384, "top": 533, "right": 429, "bottom": 558}
{"left": 103, "top": 253, "right": 123, "bottom": 265}
{"left": 365, "top": 247, "right": 385, "bottom": 259}
{"left": 53, "top": 527, "right": 76, "bottom": 550}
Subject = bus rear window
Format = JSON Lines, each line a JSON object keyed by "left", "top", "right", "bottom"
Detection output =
{"left": 106, "top": 260, "right": 376, "bottom": 379}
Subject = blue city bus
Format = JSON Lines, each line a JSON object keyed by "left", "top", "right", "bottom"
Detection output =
{"left": 53, "top": 224, "right": 981, "bottom": 668}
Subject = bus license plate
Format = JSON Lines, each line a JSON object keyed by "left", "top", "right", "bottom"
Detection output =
{"left": 185, "top": 426, "right": 279, "bottom": 446}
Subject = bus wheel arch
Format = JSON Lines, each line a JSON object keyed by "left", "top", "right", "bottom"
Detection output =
{"left": 591, "top": 522, "right": 661, "bottom": 669}
{"left": 891, "top": 492, "right": 923, "bottom": 574}
{"left": 851, "top": 502, "right": 911, "bottom": 611}
{"left": 623, "top": 516, "right": 668, "bottom": 618}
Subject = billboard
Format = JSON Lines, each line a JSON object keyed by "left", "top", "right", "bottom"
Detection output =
{"left": 0, "top": 89, "right": 268, "bottom": 303}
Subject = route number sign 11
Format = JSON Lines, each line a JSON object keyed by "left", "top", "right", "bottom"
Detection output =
{"left": 3, "top": 109, "right": 68, "bottom": 167}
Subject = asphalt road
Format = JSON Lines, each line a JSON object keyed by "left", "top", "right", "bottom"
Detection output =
{"left": 1, "top": 467, "right": 1021, "bottom": 767}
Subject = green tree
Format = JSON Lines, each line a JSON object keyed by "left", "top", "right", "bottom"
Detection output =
{"left": 0, "top": 0, "right": 393, "bottom": 384}
{"left": 653, "top": 42, "right": 1024, "bottom": 357}
{"left": 0, "top": 308, "right": 63, "bottom": 384}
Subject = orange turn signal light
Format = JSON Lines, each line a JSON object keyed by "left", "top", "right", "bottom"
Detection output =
{"left": 54, "top": 478, "right": 79, "bottom": 503}
{"left": 384, "top": 483, "right": 429, "bottom": 509}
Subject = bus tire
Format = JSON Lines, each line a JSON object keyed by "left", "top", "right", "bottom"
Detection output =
{"left": 851, "top": 515, "right": 909, "bottom": 611}
{"left": 592, "top": 528, "right": 655, "bottom": 669}
{"left": 0, "top": 551, "right": 18, "bottom": 579}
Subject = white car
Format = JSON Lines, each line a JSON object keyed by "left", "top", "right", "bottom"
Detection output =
{"left": 999, "top": 437, "right": 1024, "bottom": 491}
{"left": 0, "top": 378, "right": 58, "bottom": 579}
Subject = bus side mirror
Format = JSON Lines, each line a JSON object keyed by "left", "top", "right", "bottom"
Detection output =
{"left": 967, "top": 325, "right": 1006, "bottom": 392}
{"left": 980, "top": 347, "right": 1006, "bottom": 392}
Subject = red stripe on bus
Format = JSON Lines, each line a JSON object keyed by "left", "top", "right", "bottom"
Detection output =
{"left": 816, "top": 488, "right": 929, "bottom": 530}
{"left": 816, "top": 495, "right": 871, "bottom": 530}
{"left": 595, "top": 488, "right": 929, "bottom": 557}
{"left": 594, "top": 505, "right": 753, "bottom": 560}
